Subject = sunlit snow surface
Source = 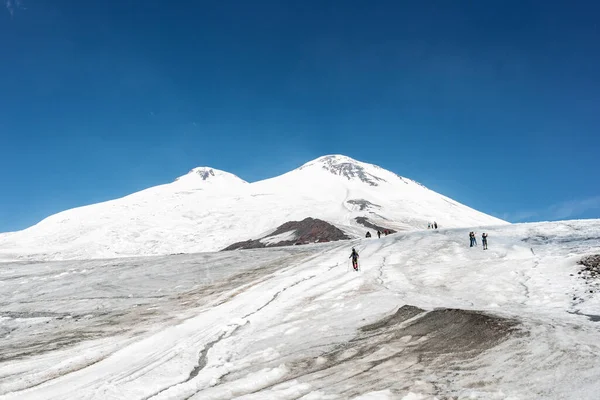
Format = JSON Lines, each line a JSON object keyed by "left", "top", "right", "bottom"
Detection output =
{"left": 1, "top": 220, "right": 600, "bottom": 399}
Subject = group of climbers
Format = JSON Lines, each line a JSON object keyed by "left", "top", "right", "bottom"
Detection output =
{"left": 363, "top": 222, "right": 491, "bottom": 250}
{"left": 365, "top": 229, "right": 391, "bottom": 239}
{"left": 351, "top": 223, "right": 491, "bottom": 273}
{"left": 469, "top": 231, "right": 488, "bottom": 250}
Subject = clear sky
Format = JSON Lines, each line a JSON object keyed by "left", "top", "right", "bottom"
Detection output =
{"left": 1, "top": 1, "right": 599, "bottom": 232}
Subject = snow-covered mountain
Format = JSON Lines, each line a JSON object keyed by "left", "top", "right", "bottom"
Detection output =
{"left": 0, "top": 155, "right": 507, "bottom": 260}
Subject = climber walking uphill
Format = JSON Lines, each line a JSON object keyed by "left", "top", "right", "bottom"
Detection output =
{"left": 482, "top": 233, "right": 488, "bottom": 250}
{"left": 349, "top": 247, "right": 359, "bottom": 271}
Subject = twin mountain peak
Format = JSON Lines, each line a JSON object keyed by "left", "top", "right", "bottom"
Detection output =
{"left": 0, "top": 154, "right": 507, "bottom": 260}
{"left": 176, "top": 155, "right": 407, "bottom": 188}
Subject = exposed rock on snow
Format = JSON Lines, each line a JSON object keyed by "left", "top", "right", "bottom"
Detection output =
{"left": 579, "top": 254, "right": 600, "bottom": 271}
{"left": 346, "top": 199, "right": 381, "bottom": 211}
{"left": 191, "top": 168, "right": 216, "bottom": 180}
{"left": 577, "top": 255, "right": 600, "bottom": 291}
{"left": 299, "top": 155, "right": 388, "bottom": 186}
{"left": 222, "top": 217, "right": 350, "bottom": 250}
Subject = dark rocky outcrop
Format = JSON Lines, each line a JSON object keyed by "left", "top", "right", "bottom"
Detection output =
{"left": 577, "top": 254, "right": 600, "bottom": 283}
{"left": 222, "top": 218, "right": 351, "bottom": 251}
{"left": 196, "top": 168, "right": 216, "bottom": 180}
{"left": 579, "top": 254, "right": 600, "bottom": 271}
{"left": 355, "top": 217, "right": 396, "bottom": 234}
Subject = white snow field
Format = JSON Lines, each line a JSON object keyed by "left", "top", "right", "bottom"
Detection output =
{"left": 0, "top": 155, "right": 506, "bottom": 261}
{"left": 1, "top": 219, "right": 599, "bottom": 399}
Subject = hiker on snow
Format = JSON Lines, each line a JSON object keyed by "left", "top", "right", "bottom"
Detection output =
{"left": 469, "top": 232, "right": 476, "bottom": 247}
{"left": 365, "top": 231, "right": 371, "bottom": 238}
{"left": 434, "top": 221, "right": 438, "bottom": 229}
{"left": 377, "top": 230, "right": 381, "bottom": 238}
{"left": 482, "top": 233, "right": 488, "bottom": 250}
{"left": 349, "top": 247, "right": 359, "bottom": 270}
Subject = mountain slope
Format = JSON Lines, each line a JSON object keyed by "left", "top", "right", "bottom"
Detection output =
{"left": 1, "top": 220, "right": 599, "bottom": 399}
{"left": 0, "top": 155, "right": 507, "bottom": 260}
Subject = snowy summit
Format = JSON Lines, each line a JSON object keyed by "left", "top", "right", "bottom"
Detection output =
{"left": 174, "top": 167, "right": 248, "bottom": 190}
{"left": 0, "top": 155, "right": 506, "bottom": 261}
{"left": 298, "top": 155, "right": 393, "bottom": 186}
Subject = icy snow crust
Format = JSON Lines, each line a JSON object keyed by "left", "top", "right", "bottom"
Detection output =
{"left": 260, "top": 230, "right": 298, "bottom": 245}
{"left": 1, "top": 220, "right": 599, "bottom": 399}
{"left": 0, "top": 155, "right": 506, "bottom": 261}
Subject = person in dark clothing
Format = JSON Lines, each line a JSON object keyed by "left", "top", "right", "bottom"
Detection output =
{"left": 366, "top": 231, "right": 371, "bottom": 238}
{"left": 377, "top": 230, "right": 381, "bottom": 238}
{"left": 434, "top": 221, "right": 438, "bottom": 229}
{"left": 482, "top": 233, "right": 488, "bottom": 250}
{"left": 349, "top": 247, "right": 359, "bottom": 270}
{"left": 469, "top": 232, "right": 475, "bottom": 247}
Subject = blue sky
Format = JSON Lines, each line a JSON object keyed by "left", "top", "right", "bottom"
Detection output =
{"left": 1, "top": 1, "right": 599, "bottom": 232}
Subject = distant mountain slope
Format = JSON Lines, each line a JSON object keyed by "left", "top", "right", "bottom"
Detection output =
{"left": 0, "top": 155, "right": 507, "bottom": 260}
